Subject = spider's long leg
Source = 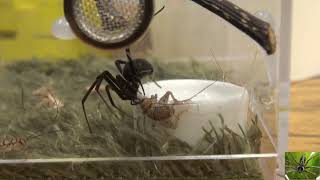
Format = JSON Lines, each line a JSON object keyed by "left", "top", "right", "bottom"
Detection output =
{"left": 285, "top": 165, "right": 296, "bottom": 169}
{"left": 126, "top": 48, "right": 132, "bottom": 61}
{"left": 304, "top": 169, "right": 316, "bottom": 177}
{"left": 116, "top": 59, "right": 145, "bottom": 95}
{"left": 125, "top": 48, "right": 136, "bottom": 75}
{"left": 105, "top": 86, "right": 118, "bottom": 109}
{"left": 115, "top": 60, "right": 126, "bottom": 74}
{"left": 101, "top": 72, "right": 137, "bottom": 119}
{"left": 302, "top": 172, "right": 310, "bottom": 180}
{"left": 138, "top": 80, "right": 145, "bottom": 95}
{"left": 286, "top": 169, "right": 297, "bottom": 174}
{"left": 100, "top": 71, "right": 121, "bottom": 93}
{"left": 150, "top": 77, "right": 162, "bottom": 89}
{"left": 94, "top": 77, "right": 114, "bottom": 113}
{"left": 289, "top": 153, "right": 299, "bottom": 166}
{"left": 105, "top": 85, "right": 136, "bottom": 119}
{"left": 285, "top": 160, "right": 291, "bottom": 166}
{"left": 306, "top": 166, "right": 320, "bottom": 169}
{"left": 82, "top": 79, "right": 99, "bottom": 133}
{"left": 306, "top": 153, "right": 320, "bottom": 166}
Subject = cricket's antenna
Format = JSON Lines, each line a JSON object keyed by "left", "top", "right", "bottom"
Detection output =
{"left": 210, "top": 49, "right": 225, "bottom": 82}
{"left": 185, "top": 80, "right": 218, "bottom": 101}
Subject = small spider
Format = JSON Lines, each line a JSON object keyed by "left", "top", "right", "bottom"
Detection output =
{"left": 286, "top": 153, "right": 320, "bottom": 179}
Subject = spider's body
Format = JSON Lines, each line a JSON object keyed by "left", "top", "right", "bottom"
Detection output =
{"left": 296, "top": 165, "right": 305, "bottom": 173}
{"left": 286, "top": 153, "right": 320, "bottom": 179}
{"left": 121, "top": 58, "right": 154, "bottom": 81}
{"left": 82, "top": 48, "right": 154, "bottom": 133}
{"left": 296, "top": 155, "right": 307, "bottom": 173}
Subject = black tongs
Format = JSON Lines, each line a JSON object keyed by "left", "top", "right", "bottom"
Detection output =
{"left": 192, "top": 0, "right": 276, "bottom": 55}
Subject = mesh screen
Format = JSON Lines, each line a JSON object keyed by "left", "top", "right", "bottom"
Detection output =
{"left": 72, "top": 0, "right": 146, "bottom": 44}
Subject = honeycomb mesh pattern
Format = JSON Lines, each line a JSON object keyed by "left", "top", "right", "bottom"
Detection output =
{"left": 73, "top": 0, "right": 146, "bottom": 44}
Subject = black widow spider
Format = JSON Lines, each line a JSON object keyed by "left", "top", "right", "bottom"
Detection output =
{"left": 82, "top": 48, "right": 157, "bottom": 133}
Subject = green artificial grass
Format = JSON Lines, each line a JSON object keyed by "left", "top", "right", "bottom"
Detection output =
{"left": 0, "top": 57, "right": 266, "bottom": 179}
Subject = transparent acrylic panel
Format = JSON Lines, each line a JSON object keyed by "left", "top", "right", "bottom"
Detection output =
{"left": 0, "top": 157, "right": 277, "bottom": 179}
{"left": 0, "top": 0, "right": 282, "bottom": 179}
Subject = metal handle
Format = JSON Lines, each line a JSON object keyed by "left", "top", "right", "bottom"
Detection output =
{"left": 191, "top": 0, "right": 276, "bottom": 55}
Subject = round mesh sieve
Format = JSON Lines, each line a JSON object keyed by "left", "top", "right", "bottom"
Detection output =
{"left": 64, "top": 0, "right": 154, "bottom": 48}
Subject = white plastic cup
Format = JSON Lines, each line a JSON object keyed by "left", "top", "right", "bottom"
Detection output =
{"left": 138, "top": 79, "right": 249, "bottom": 146}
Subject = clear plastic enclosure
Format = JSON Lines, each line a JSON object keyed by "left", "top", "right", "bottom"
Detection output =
{"left": 0, "top": 0, "right": 287, "bottom": 179}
